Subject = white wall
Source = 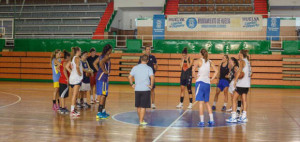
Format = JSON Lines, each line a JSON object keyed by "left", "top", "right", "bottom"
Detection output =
{"left": 271, "top": 10, "right": 300, "bottom": 17}
{"left": 270, "top": 0, "right": 300, "bottom": 6}
{"left": 114, "top": 0, "right": 165, "bottom": 10}
{"left": 111, "top": 10, "right": 162, "bottom": 30}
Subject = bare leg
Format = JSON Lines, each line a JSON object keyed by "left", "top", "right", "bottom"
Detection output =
{"left": 242, "top": 94, "right": 247, "bottom": 112}
{"left": 151, "top": 88, "right": 155, "bottom": 104}
{"left": 205, "top": 102, "right": 213, "bottom": 115}
{"left": 140, "top": 108, "right": 146, "bottom": 123}
{"left": 213, "top": 88, "right": 221, "bottom": 104}
{"left": 199, "top": 101, "right": 204, "bottom": 116}
{"left": 232, "top": 92, "right": 239, "bottom": 112}
{"left": 223, "top": 87, "right": 229, "bottom": 104}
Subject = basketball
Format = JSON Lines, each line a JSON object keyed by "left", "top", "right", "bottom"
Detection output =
{"left": 238, "top": 72, "right": 245, "bottom": 79}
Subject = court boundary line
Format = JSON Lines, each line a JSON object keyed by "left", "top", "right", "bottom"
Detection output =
{"left": 152, "top": 102, "right": 198, "bottom": 142}
{"left": 0, "top": 91, "right": 22, "bottom": 109}
{"left": 282, "top": 106, "right": 300, "bottom": 128}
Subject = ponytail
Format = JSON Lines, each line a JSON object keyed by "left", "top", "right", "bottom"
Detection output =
{"left": 71, "top": 47, "right": 80, "bottom": 60}
{"left": 182, "top": 47, "right": 188, "bottom": 54}
{"left": 200, "top": 48, "right": 208, "bottom": 62}
{"left": 50, "top": 49, "right": 61, "bottom": 64}
{"left": 63, "top": 50, "right": 70, "bottom": 59}
{"left": 240, "top": 49, "right": 249, "bottom": 60}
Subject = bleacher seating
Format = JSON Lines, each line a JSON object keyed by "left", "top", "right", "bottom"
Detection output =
{"left": 178, "top": 0, "right": 254, "bottom": 14}
{"left": 0, "top": 2, "right": 108, "bottom": 39}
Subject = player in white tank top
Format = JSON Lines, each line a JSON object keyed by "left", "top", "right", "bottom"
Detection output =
{"left": 226, "top": 50, "right": 251, "bottom": 123}
{"left": 69, "top": 56, "right": 83, "bottom": 85}
{"left": 66, "top": 47, "right": 82, "bottom": 117}
{"left": 192, "top": 49, "right": 218, "bottom": 127}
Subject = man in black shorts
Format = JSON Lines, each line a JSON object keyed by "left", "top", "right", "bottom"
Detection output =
{"left": 138, "top": 46, "right": 158, "bottom": 109}
{"left": 129, "top": 55, "right": 154, "bottom": 125}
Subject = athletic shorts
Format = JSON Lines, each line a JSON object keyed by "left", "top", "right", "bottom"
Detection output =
{"left": 90, "top": 72, "right": 97, "bottom": 86}
{"left": 70, "top": 83, "right": 81, "bottom": 88}
{"left": 217, "top": 79, "right": 229, "bottom": 91}
{"left": 59, "top": 83, "right": 69, "bottom": 98}
{"left": 96, "top": 80, "right": 109, "bottom": 96}
{"left": 228, "top": 81, "right": 235, "bottom": 94}
{"left": 195, "top": 81, "right": 211, "bottom": 102}
{"left": 135, "top": 91, "right": 151, "bottom": 108}
{"left": 235, "top": 87, "right": 249, "bottom": 95}
{"left": 180, "top": 76, "right": 192, "bottom": 86}
{"left": 53, "top": 82, "right": 59, "bottom": 88}
{"left": 80, "top": 82, "right": 91, "bottom": 91}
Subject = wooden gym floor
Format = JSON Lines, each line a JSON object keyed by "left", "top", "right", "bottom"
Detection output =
{"left": 0, "top": 81, "right": 299, "bottom": 142}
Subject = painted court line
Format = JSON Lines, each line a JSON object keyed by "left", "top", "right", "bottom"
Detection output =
{"left": 152, "top": 101, "right": 198, "bottom": 142}
{"left": 0, "top": 91, "right": 22, "bottom": 109}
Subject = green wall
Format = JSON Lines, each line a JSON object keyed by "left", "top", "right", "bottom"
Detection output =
{"left": 0, "top": 39, "right": 5, "bottom": 52}
{"left": 153, "top": 40, "right": 271, "bottom": 54}
{"left": 282, "top": 41, "right": 300, "bottom": 55}
{"left": 14, "top": 39, "right": 116, "bottom": 52}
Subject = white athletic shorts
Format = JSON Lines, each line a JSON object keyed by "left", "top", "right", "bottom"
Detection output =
{"left": 229, "top": 81, "right": 235, "bottom": 94}
{"left": 80, "top": 82, "right": 91, "bottom": 91}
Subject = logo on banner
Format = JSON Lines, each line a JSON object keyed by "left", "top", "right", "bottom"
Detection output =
{"left": 156, "top": 20, "right": 162, "bottom": 29}
{"left": 271, "top": 18, "right": 277, "bottom": 27}
{"left": 186, "top": 18, "right": 197, "bottom": 29}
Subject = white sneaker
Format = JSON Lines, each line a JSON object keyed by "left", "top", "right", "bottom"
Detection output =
{"left": 151, "top": 104, "right": 156, "bottom": 109}
{"left": 238, "top": 116, "right": 248, "bottom": 123}
{"left": 90, "top": 99, "right": 94, "bottom": 104}
{"left": 187, "top": 103, "right": 193, "bottom": 109}
{"left": 226, "top": 107, "right": 233, "bottom": 112}
{"left": 176, "top": 103, "right": 183, "bottom": 108}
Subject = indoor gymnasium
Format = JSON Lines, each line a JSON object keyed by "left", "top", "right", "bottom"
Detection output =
{"left": 0, "top": 0, "right": 300, "bottom": 141}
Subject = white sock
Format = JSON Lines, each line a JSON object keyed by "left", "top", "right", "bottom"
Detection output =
{"left": 223, "top": 103, "right": 227, "bottom": 107}
{"left": 102, "top": 109, "right": 106, "bottom": 113}
{"left": 189, "top": 103, "right": 192, "bottom": 105}
{"left": 83, "top": 98, "right": 87, "bottom": 103}
{"left": 180, "top": 102, "right": 183, "bottom": 105}
{"left": 237, "top": 107, "right": 241, "bottom": 110}
{"left": 200, "top": 115, "right": 204, "bottom": 122}
{"left": 209, "top": 114, "right": 214, "bottom": 121}
{"left": 71, "top": 105, "right": 75, "bottom": 112}
{"left": 91, "top": 96, "right": 93, "bottom": 100}
{"left": 231, "top": 112, "right": 237, "bottom": 119}
{"left": 213, "top": 102, "right": 216, "bottom": 106}
{"left": 77, "top": 99, "right": 80, "bottom": 103}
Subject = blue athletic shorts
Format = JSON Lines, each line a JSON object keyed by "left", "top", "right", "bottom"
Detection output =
{"left": 96, "top": 80, "right": 109, "bottom": 96}
{"left": 217, "top": 79, "right": 229, "bottom": 91}
{"left": 195, "top": 81, "right": 211, "bottom": 102}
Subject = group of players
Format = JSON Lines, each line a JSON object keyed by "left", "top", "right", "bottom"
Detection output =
{"left": 50, "top": 45, "right": 113, "bottom": 119}
{"left": 177, "top": 48, "right": 251, "bottom": 126}
{"left": 50, "top": 44, "right": 251, "bottom": 126}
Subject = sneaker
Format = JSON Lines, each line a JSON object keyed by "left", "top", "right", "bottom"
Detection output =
{"left": 76, "top": 103, "right": 82, "bottom": 109}
{"left": 226, "top": 107, "right": 233, "bottom": 112}
{"left": 198, "top": 122, "right": 205, "bottom": 127}
{"left": 212, "top": 106, "right": 216, "bottom": 111}
{"left": 64, "top": 108, "right": 70, "bottom": 114}
{"left": 102, "top": 111, "right": 110, "bottom": 117}
{"left": 74, "top": 109, "right": 80, "bottom": 116}
{"left": 221, "top": 106, "right": 227, "bottom": 111}
{"left": 208, "top": 121, "right": 215, "bottom": 126}
{"left": 96, "top": 112, "right": 108, "bottom": 119}
{"left": 83, "top": 103, "right": 91, "bottom": 108}
{"left": 187, "top": 103, "right": 193, "bottom": 109}
{"left": 238, "top": 116, "right": 248, "bottom": 123}
{"left": 226, "top": 116, "right": 237, "bottom": 123}
{"left": 52, "top": 104, "right": 59, "bottom": 111}
{"left": 237, "top": 110, "right": 241, "bottom": 117}
{"left": 151, "top": 104, "right": 156, "bottom": 109}
{"left": 70, "top": 110, "right": 80, "bottom": 117}
{"left": 176, "top": 103, "right": 183, "bottom": 108}
{"left": 140, "top": 121, "right": 148, "bottom": 125}
{"left": 90, "top": 99, "right": 95, "bottom": 104}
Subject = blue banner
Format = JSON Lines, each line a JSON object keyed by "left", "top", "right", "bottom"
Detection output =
{"left": 153, "top": 15, "right": 165, "bottom": 40}
{"left": 266, "top": 18, "right": 280, "bottom": 41}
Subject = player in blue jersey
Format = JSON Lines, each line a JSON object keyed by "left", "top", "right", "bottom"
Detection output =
{"left": 94, "top": 44, "right": 113, "bottom": 119}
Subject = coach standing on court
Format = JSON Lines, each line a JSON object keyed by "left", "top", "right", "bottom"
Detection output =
{"left": 138, "top": 46, "right": 158, "bottom": 109}
{"left": 129, "top": 55, "right": 154, "bottom": 125}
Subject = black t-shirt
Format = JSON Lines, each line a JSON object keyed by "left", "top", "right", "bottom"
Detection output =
{"left": 87, "top": 55, "right": 99, "bottom": 73}
{"left": 138, "top": 54, "right": 157, "bottom": 74}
